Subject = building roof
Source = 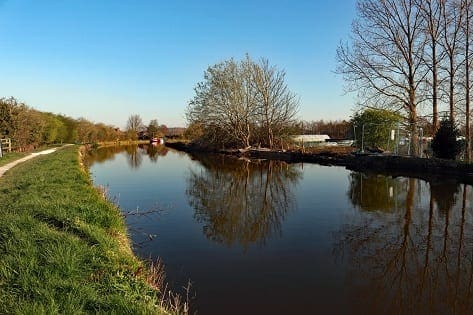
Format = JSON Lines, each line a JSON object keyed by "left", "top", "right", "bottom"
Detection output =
{"left": 293, "top": 134, "right": 330, "bottom": 142}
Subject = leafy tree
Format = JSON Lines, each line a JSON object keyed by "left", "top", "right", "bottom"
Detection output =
{"left": 147, "top": 119, "right": 160, "bottom": 138}
{"left": 43, "top": 113, "right": 65, "bottom": 144}
{"left": 431, "top": 118, "right": 462, "bottom": 159}
{"left": 13, "top": 108, "right": 46, "bottom": 150}
{"left": 184, "top": 122, "right": 204, "bottom": 141}
{"left": 0, "top": 97, "right": 19, "bottom": 137}
{"left": 57, "top": 114, "right": 78, "bottom": 143}
{"left": 351, "top": 109, "right": 402, "bottom": 151}
{"left": 158, "top": 124, "right": 168, "bottom": 136}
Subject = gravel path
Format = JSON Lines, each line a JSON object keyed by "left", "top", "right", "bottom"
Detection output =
{"left": 0, "top": 148, "right": 59, "bottom": 178}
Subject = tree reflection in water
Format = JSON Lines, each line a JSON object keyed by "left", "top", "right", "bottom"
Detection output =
{"left": 186, "top": 155, "right": 301, "bottom": 249}
{"left": 124, "top": 145, "right": 143, "bottom": 169}
{"left": 348, "top": 173, "right": 408, "bottom": 212}
{"left": 143, "top": 143, "right": 169, "bottom": 163}
{"left": 86, "top": 144, "right": 169, "bottom": 169}
{"left": 338, "top": 173, "right": 473, "bottom": 314}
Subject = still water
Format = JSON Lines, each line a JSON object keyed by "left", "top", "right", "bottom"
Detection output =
{"left": 88, "top": 145, "right": 473, "bottom": 314}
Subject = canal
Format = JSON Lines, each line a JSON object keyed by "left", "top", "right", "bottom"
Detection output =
{"left": 87, "top": 144, "right": 473, "bottom": 314}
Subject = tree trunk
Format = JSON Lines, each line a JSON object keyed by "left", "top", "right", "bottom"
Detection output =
{"left": 432, "top": 43, "right": 439, "bottom": 133}
{"left": 450, "top": 56, "right": 456, "bottom": 122}
{"left": 466, "top": 0, "right": 471, "bottom": 161}
{"left": 408, "top": 71, "right": 419, "bottom": 156}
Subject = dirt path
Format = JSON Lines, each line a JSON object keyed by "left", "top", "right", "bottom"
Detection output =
{"left": 0, "top": 148, "right": 59, "bottom": 178}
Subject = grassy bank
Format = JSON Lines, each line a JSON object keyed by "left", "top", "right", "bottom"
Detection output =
{"left": 0, "top": 151, "right": 28, "bottom": 167}
{"left": 0, "top": 146, "right": 171, "bottom": 314}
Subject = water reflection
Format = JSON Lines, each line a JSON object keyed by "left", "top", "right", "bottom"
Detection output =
{"left": 145, "top": 143, "right": 169, "bottom": 163}
{"left": 124, "top": 145, "right": 143, "bottom": 169}
{"left": 87, "top": 148, "right": 473, "bottom": 314}
{"left": 339, "top": 175, "right": 473, "bottom": 314}
{"left": 348, "top": 173, "right": 408, "bottom": 212}
{"left": 186, "top": 155, "right": 301, "bottom": 249}
{"left": 430, "top": 179, "right": 460, "bottom": 215}
{"left": 86, "top": 144, "right": 169, "bottom": 168}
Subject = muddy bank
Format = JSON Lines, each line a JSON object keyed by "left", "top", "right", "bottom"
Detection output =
{"left": 165, "top": 141, "right": 473, "bottom": 184}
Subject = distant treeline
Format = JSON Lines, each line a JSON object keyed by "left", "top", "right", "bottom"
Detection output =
{"left": 297, "top": 120, "right": 353, "bottom": 139}
{"left": 0, "top": 97, "right": 122, "bottom": 151}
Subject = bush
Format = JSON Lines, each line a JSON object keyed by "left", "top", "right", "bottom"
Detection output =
{"left": 431, "top": 119, "right": 462, "bottom": 160}
{"left": 351, "top": 108, "right": 402, "bottom": 151}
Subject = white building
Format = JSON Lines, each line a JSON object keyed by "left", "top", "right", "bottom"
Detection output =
{"left": 293, "top": 134, "right": 330, "bottom": 147}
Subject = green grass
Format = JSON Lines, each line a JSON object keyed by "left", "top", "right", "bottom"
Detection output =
{"left": 0, "top": 152, "right": 28, "bottom": 167}
{"left": 0, "top": 146, "right": 170, "bottom": 314}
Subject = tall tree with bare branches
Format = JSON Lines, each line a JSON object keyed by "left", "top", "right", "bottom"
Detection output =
{"left": 417, "top": 0, "right": 445, "bottom": 133}
{"left": 252, "top": 59, "right": 299, "bottom": 149}
{"left": 440, "top": 0, "right": 465, "bottom": 122}
{"left": 463, "top": 0, "right": 472, "bottom": 160}
{"left": 337, "top": 0, "right": 427, "bottom": 156}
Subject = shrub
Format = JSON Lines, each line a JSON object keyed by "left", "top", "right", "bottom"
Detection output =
{"left": 431, "top": 119, "right": 462, "bottom": 160}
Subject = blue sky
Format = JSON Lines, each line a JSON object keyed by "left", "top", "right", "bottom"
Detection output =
{"left": 0, "top": 0, "right": 356, "bottom": 128}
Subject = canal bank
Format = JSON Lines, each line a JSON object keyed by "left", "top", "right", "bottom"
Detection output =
{"left": 0, "top": 145, "right": 179, "bottom": 314}
{"left": 165, "top": 141, "right": 473, "bottom": 184}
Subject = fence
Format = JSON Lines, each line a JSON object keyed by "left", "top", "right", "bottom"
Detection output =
{"left": 354, "top": 124, "right": 430, "bottom": 157}
{"left": 0, "top": 138, "right": 12, "bottom": 157}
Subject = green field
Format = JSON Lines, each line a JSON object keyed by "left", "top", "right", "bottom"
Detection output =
{"left": 0, "top": 146, "right": 174, "bottom": 314}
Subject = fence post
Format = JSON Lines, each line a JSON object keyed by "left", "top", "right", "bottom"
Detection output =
{"left": 353, "top": 125, "right": 357, "bottom": 147}
{"left": 419, "top": 128, "right": 423, "bottom": 158}
{"left": 396, "top": 123, "right": 400, "bottom": 155}
{"left": 361, "top": 124, "right": 365, "bottom": 153}
{"left": 0, "top": 140, "right": 3, "bottom": 158}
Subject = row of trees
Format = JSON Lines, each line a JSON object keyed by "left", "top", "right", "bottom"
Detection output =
{"left": 0, "top": 97, "right": 122, "bottom": 151}
{"left": 337, "top": 0, "right": 473, "bottom": 158}
{"left": 0, "top": 97, "right": 177, "bottom": 152}
{"left": 186, "top": 55, "right": 299, "bottom": 149}
{"left": 296, "top": 119, "right": 353, "bottom": 139}
{"left": 125, "top": 114, "right": 169, "bottom": 140}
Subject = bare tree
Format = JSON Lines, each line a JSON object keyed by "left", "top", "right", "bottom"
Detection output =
{"left": 463, "top": 0, "right": 472, "bottom": 160}
{"left": 337, "top": 0, "right": 427, "bottom": 156}
{"left": 417, "top": 0, "right": 445, "bottom": 133}
{"left": 187, "top": 56, "right": 298, "bottom": 149}
{"left": 187, "top": 57, "right": 258, "bottom": 148}
{"left": 126, "top": 114, "right": 144, "bottom": 138}
{"left": 440, "top": 0, "right": 465, "bottom": 122}
{"left": 252, "top": 59, "right": 299, "bottom": 149}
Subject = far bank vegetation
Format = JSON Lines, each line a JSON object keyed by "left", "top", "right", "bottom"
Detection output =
{"left": 0, "top": 97, "right": 173, "bottom": 152}
{"left": 337, "top": 0, "right": 473, "bottom": 160}
{"left": 0, "top": 97, "right": 122, "bottom": 151}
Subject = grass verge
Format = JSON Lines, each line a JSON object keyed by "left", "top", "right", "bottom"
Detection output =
{"left": 0, "top": 145, "right": 175, "bottom": 314}
{"left": 0, "top": 152, "right": 28, "bottom": 167}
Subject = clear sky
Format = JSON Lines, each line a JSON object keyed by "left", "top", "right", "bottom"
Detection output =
{"left": 0, "top": 0, "right": 356, "bottom": 128}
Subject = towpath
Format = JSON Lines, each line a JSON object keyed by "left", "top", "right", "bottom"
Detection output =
{"left": 0, "top": 148, "right": 59, "bottom": 178}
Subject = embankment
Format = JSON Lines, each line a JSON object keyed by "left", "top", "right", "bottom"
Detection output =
{"left": 166, "top": 141, "right": 473, "bottom": 184}
{"left": 0, "top": 145, "right": 171, "bottom": 314}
